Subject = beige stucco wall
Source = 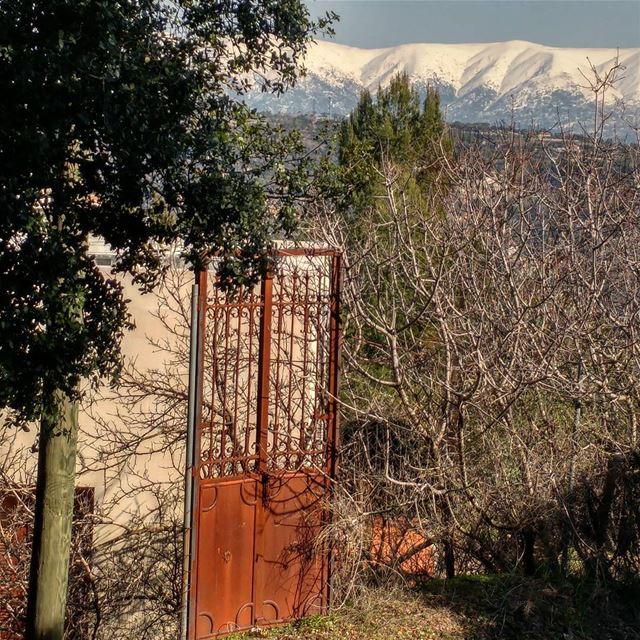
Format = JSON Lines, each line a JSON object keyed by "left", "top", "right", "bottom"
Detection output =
{"left": 0, "top": 266, "right": 193, "bottom": 543}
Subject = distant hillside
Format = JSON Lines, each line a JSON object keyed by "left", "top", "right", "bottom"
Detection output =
{"left": 266, "top": 113, "right": 615, "bottom": 160}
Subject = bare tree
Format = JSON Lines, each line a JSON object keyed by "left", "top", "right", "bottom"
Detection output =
{"left": 311, "top": 71, "right": 640, "bottom": 584}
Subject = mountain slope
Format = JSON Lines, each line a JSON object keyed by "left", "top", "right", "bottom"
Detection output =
{"left": 247, "top": 40, "right": 640, "bottom": 132}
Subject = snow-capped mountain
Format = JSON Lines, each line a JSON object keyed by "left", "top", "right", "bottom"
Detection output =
{"left": 247, "top": 40, "right": 640, "bottom": 132}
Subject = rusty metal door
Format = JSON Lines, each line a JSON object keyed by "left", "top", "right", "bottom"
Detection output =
{"left": 188, "top": 249, "right": 341, "bottom": 639}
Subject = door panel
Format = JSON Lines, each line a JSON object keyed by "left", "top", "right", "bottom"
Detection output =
{"left": 194, "top": 479, "right": 257, "bottom": 637}
{"left": 254, "top": 473, "right": 328, "bottom": 625}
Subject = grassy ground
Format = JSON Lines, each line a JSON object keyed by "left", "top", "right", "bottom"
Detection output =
{"left": 229, "top": 575, "right": 640, "bottom": 640}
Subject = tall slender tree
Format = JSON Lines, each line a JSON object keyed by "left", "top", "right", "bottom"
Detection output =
{"left": 0, "top": 1, "right": 333, "bottom": 637}
{"left": 335, "top": 74, "right": 449, "bottom": 216}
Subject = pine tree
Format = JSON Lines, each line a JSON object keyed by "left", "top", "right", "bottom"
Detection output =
{"left": 336, "top": 73, "right": 449, "bottom": 217}
{"left": 329, "top": 73, "right": 456, "bottom": 581}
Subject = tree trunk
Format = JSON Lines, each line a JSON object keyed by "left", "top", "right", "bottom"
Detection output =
{"left": 26, "top": 390, "right": 79, "bottom": 640}
{"left": 444, "top": 539, "right": 456, "bottom": 579}
{"left": 522, "top": 528, "right": 536, "bottom": 576}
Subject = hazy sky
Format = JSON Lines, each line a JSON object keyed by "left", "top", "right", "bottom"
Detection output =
{"left": 305, "top": 1, "right": 640, "bottom": 48}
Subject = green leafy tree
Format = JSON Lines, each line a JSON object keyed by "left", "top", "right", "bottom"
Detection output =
{"left": 331, "top": 75, "right": 450, "bottom": 374}
{"left": 0, "top": 1, "right": 333, "bottom": 637}
{"left": 332, "top": 75, "right": 450, "bottom": 341}
{"left": 336, "top": 74, "right": 449, "bottom": 214}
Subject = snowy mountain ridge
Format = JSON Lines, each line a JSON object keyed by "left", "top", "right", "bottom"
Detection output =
{"left": 247, "top": 40, "right": 640, "bottom": 131}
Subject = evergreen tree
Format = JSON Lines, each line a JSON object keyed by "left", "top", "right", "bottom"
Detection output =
{"left": 336, "top": 74, "right": 449, "bottom": 217}
{"left": 327, "top": 73, "right": 450, "bottom": 387}
{"left": 328, "top": 74, "right": 455, "bottom": 579}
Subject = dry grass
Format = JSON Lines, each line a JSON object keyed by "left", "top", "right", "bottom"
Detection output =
{"left": 229, "top": 575, "right": 640, "bottom": 640}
